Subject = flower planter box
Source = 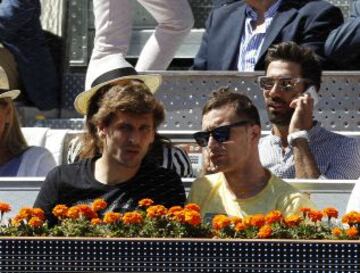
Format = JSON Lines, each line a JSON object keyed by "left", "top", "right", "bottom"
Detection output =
{"left": 0, "top": 238, "right": 359, "bottom": 273}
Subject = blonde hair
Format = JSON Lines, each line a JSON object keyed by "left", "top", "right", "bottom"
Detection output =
{"left": 0, "top": 98, "right": 28, "bottom": 156}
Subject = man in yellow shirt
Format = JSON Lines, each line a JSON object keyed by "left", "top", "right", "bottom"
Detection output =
{"left": 188, "top": 89, "right": 315, "bottom": 222}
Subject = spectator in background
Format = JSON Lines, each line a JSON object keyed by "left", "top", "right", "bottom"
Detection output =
{"left": 258, "top": 42, "right": 360, "bottom": 179}
{"left": 34, "top": 66, "right": 186, "bottom": 224}
{"left": 324, "top": 1, "right": 360, "bottom": 69}
{"left": 0, "top": 0, "right": 59, "bottom": 110}
{"left": 188, "top": 88, "right": 314, "bottom": 221}
{"left": 346, "top": 180, "right": 360, "bottom": 212}
{"left": 193, "top": 0, "right": 343, "bottom": 71}
{"left": 85, "top": 0, "right": 194, "bottom": 89}
{"left": 0, "top": 67, "right": 56, "bottom": 176}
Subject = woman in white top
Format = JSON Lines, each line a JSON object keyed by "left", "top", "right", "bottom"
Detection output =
{"left": 0, "top": 80, "right": 56, "bottom": 176}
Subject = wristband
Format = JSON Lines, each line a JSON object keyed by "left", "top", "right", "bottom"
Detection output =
{"left": 287, "top": 130, "right": 309, "bottom": 147}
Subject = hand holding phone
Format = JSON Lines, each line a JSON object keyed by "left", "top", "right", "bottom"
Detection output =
{"left": 289, "top": 85, "right": 318, "bottom": 133}
{"left": 304, "top": 85, "right": 319, "bottom": 106}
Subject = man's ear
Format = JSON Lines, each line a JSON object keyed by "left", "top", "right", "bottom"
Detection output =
{"left": 250, "top": 124, "right": 261, "bottom": 142}
{"left": 97, "top": 124, "right": 107, "bottom": 138}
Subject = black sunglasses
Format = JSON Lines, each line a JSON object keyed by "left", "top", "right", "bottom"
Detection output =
{"left": 193, "top": 120, "right": 251, "bottom": 147}
{"left": 257, "top": 76, "right": 310, "bottom": 92}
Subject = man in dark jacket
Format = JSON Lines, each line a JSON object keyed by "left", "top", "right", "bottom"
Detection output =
{"left": 193, "top": 0, "right": 343, "bottom": 71}
{"left": 324, "top": 0, "right": 360, "bottom": 69}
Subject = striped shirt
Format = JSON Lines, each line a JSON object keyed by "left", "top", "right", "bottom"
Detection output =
{"left": 238, "top": 0, "right": 282, "bottom": 71}
{"left": 259, "top": 122, "right": 360, "bottom": 179}
{"left": 161, "top": 145, "right": 194, "bottom": 178}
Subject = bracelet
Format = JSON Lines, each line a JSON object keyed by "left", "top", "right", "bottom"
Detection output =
{"left": 287, "top": 130, "right": 309, "bottom": 147}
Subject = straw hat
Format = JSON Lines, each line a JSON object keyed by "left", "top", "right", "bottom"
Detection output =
{"left": 74, "top": 60, "right": 162, "bottom": 115}
{"left": 0, "top": 66, "right": 20, "bottom": 100}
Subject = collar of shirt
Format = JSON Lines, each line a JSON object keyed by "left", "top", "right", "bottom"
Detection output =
{"left": 238, "top": 0, "right": 283, "bottom": 71}
{"left": 245, "top": 0, "right": 283, "bottom": 22}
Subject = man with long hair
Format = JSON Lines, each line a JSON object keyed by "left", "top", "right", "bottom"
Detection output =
{"left": 34, "top": 69, "right": 186, "bottom": 224}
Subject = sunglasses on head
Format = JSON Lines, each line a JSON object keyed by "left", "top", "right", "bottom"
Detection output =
{"left": 257, "top": 76, "right": 309, "bottom": 92}
{"left": 193, "top": 120, "right": 251, "bottom": 147}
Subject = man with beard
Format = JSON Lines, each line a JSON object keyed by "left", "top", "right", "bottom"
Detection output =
{"left": 188, "top": 88, "right": 314, "bottom": 221}
{"left": 34, "top": 67, "right": 186, "bottom": 225}
{"left": 258, "top": 41, "right": 360, "bottom": 179}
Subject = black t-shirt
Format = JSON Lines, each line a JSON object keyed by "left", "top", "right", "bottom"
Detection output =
{"left": 34, "top": 158, "right": 186, "bottom": 225}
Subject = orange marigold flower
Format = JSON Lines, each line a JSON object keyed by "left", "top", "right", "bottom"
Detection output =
{"left": 28, "top": 216, "right": 43, "bottom": 228}
{"left": 167, "top": 206, "right": 183, "bottom": 217}
{"left": 0, "top": 202, "right": 11, "bottom": 213}
{"left": 167, "top": 206, "right": 185, "bottom": 222}
{"left": 91, "top": 218, "right": 103, "bottom": 225}
{"left": 122, "top": 211, "right": 143, "bottom": 225}
{"left": 138, "top": 198, "right": 154, "bottom": 207}
{"left": 32, "top": 208, "right": 45, "bottom": 221}
{"left": 265, "top": 210, "right": 282, "bottom": 224}
{"left": 243, "top": 216, "right": 252, "bottom": 228}
{"left": 11, "top": 215, "right": 23, "bottom": 226}
{"left": 184, "top": 203, "right": 200, "bottom": 212}
{"left": 332, "top": 227, "right": 343, "bottom": 237}
{"left": 18, "top": 207, "right": 33, "bottom": 220}
{"left": 229, "top": 216, "right": 242, "bottom": 225}
{"left": 52, "top": 204, "right": 69, "bottom": 219}
{"left": 300, "top": 207, "right": 312, "bottom": 217}
{"left": 77, "top": 204, "right": 97, "bottom": 219}
{"left": 257, "top": 224, "right": 272, "bottom": 239}
{"left": 342, "top": 211, "right": 360, "bottom": 226}
{"left": 323, "top": 207, "right": 338, "bottom": 219}
{"left": 308, "top": 210, "right": 323, "bottom": 223}
{"left": 346, "top": 226, "right": 359, "bottom": 238}
{"left": 172, "top": 210, "right": 185, "bottom": 223}
{"left": 67, "top": 206, "right": 80, "bottom": 219}
{"left": 234, "top": 222, "right": 246, "bottom": 232}
{"left": 92, "top": 199, "right": 108, "bottom": 212}
{"left": 184, "top": 209, "right": 201, "bottom": 226}
{"left": 212, "top": 215, "right": 231, "bottom": 230}
{"left": 146, "top": 205, "right": 168, "bottom": 218}
{"left": 249, "top": 214, "right": 266, "bottom": 228}
{"left": 103, "top": 212, "right": 122, "bottom": 224}
{"left": 284, "top": 214, "right": 302, "bottom": 227}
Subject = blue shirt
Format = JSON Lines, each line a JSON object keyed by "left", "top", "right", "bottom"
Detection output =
{"left": 238, "top": 0, "right": 282, "bottom": 71}
{"left": 259, "top": 122, "right": 360, "bottom": 179}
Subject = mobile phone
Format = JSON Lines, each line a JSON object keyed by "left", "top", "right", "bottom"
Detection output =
{"left": 304, "top": 85, "right": 319, "bottom": 106}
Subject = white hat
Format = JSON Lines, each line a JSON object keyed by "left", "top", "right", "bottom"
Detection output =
{"left": 0, "top": 66, "right": 20, "bottom": 100}
{"left": 74, "top": 58, "right": 162, "bottom": 115}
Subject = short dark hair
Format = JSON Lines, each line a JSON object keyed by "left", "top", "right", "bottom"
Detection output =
{"left": 202, "top": 87, "right": 261, "bottom": 126}
{"left": 264, "top": 41, "right": 322, "bottom": 91}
